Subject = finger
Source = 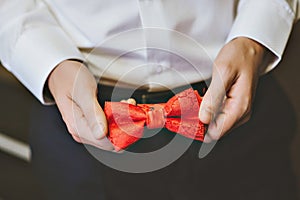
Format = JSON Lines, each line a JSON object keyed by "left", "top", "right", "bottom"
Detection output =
{"left": 199, "top": 65, "right": 233, "bottom": 124}
{"left": 72, "top": 100, "right": 114, "bottom": 151}
{"left": 72, "top": 130, "right": 115, "bottom": 152}
{"left": 72, "top": 66, "right": 108, "bottom": 140}
{"left": 80, "top": 97, "right": 108, "bottom": 140}
{"left": 56, "top": 96, "right": 114, "bottom": 151}
{"left": 230, "top": 110, "right": 252, "bottom": 130}
{"left": 207, "top": 75, "right": 252, "bottom": 140}
{"left": 76, "top": 136, "right": 115, "bottom": 151}
{"left": 72, "top": 135, "right": 82, "bottom": 143}
{"left": 121, "top": 98, "right": 136, "bottom": 105}
{"left": 203, "top": 134, "right": 213, "bottom": 143}
{"left": 56, "top": 97, "right": 79, "bottom": 137}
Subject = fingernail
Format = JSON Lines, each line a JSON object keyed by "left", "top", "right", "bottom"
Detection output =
{"left": 207, "top": 126, "right": 221, "bottom": 141}
{"left": 203, "top": 134, "right": 212, "bottom": 143}
{"left": 127, "top": 98, "right": 136, "bottom": 105}
{"left": 199, "top": 108, "right": 211, "bottom": 123}
{"left": 93, "top": 124, "right": 105, "bottom": 139}
{"left": 99, "top": 137, "right": 115, "bottom": 151}
{"left": 201, "top": 109, "right": 209, "bottom": 117}
{"left": 113, "top": 147, "right": 124, "bottom": 153}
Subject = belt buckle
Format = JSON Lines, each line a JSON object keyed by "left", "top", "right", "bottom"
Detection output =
{"left": 141, "top": 94, "right": 147, "bottom": 104}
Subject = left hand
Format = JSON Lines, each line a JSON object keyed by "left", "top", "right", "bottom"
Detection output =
{"left": 199, "top": 37, "right": 267, "bottom": 142}
{"left": 48, "top": 60, "right": 114, "bottom": 151}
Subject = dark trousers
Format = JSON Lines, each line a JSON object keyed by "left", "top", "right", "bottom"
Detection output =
{"left": 29, "top": 74, "right": 298, "bottom": 200}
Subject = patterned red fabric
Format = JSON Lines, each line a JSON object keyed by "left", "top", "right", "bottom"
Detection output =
{"left": 104, "top": 88, "right": 206, "bottom": 150}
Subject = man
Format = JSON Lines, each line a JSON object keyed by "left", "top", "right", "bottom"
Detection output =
{"left": 0, "top": 0, "right": 299, "bottom": 199}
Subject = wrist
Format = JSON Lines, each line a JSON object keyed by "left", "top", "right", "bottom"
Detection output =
{"left": 237, "top": 37, "right": 265, "bottom": 58}
{"left": 48, "top": 60, "right": 84, "bottom": 97}
{"left": 237, "top": 37, "right": 267, "bottom": 74}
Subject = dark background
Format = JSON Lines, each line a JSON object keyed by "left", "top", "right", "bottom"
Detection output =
{"left": 0, "top": 22, "right": 299, "bottom": 199}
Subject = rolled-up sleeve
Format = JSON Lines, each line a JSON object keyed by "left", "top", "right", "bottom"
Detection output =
{"left": 0, "top": 0, "right": 85, "bottom": 104}
{"left": 226, "top": 0, "right": 298, "bottom": 73}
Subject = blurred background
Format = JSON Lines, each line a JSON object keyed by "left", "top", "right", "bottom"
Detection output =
{"left": 0, "top": 22, "right": 299, "bottom": 199}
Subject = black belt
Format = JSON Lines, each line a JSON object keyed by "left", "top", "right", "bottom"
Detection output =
{"left": 97, "top": 81, "right": 208, "bottom": 105}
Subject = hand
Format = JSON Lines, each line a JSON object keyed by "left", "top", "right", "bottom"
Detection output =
{"left": 199, "top": 37, "right": 266, "bottom": 142}
{"left": 48, "top": 60, "right": 114, "bottom": 151}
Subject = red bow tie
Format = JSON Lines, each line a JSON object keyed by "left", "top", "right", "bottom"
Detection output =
{"left": 104, "top": 88, "right": 206, "bottom": 151}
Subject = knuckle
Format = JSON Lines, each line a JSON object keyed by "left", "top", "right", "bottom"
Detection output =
{"left": 72, "top": 135, "right": 82, "bottom": 143}
{"left": 91, "top": 123, "right": 106, "bottom": 139}
{"left": 244, "top": 111, "right": 252, "bottom": 122}
{"left": 61, "top": 114, "right": 78, "bottom": 134}
{"left": 205, "top": 105, "right": 214, "bottom": 114}
{"left": 67, "top": 124, "right": 78, "bottom": 136}
{"left": 240, "top": 97, "right": 252, "bottom": 115}
{"left": 208, "top": 128, "right": 222, "bottom": 141}
{"left": 240, "top": 104, "right": 249, "bottom": 115}
{"left": 61, "top": 113, "right": 69, "bottom": 124}
{"left": 209, "top": 133, "right": 221, "bottom": 141}
{"left": 202, "top": 101, "right": 215, "bottom": 114}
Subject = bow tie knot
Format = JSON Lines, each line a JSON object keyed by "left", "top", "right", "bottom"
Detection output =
{"left": 145, "top": 104, "right": 166, "bottom": 129}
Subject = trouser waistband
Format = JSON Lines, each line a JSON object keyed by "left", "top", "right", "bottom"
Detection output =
{"left": 97, "top": 81, "right": 208, "bottom": 104}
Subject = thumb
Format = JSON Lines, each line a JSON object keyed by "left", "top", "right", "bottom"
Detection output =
{"left": 78, "top": 93, "right": 108, "bottom": 140}
{"left": 199, "top": 68, "right": 229, "bottom": 124}
{"left": 73, "top": 90, "right": 113, "bottom": 150}
{"left": 72, "top": 65, "right": 108, "bottom": 140}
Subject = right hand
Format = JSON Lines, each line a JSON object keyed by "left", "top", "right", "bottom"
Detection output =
{"left": 48, "top": 60, "right": 114, "bottom": 151}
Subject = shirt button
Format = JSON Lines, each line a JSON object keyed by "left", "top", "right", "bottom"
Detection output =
{"left": 156, "top": 65, "right": 163, "bottom": 73}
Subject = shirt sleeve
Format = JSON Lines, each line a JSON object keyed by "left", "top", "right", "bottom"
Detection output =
{"left": 0, "top": 0, "right": 85, "bottom": 104}
{"left": 296, "top": 0, "right": 300, "bottom": 20}
{"left": 226, "top": 0, "right": 298, "bottom": 73}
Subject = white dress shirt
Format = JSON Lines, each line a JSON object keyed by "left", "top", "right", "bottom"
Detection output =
{"left": 0, "top": 0, "right": 299, "bottom": 104}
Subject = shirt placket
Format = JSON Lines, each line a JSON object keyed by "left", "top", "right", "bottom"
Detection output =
{"left": 138, "top": 0, "right": 171, "bottom": 79}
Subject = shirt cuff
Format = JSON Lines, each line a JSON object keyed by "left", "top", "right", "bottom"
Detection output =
{"left": 226, "top": 0, "right": 295, "bottom": 73}
{"left": 5, "top": 26, "right": 85, "bottom": 104}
